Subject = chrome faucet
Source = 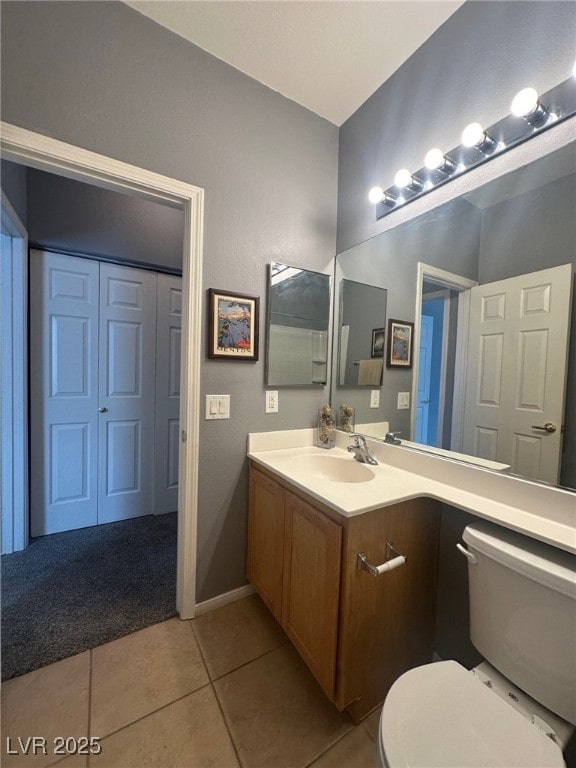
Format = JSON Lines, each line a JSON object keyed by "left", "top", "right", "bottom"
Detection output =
{"left": 384, "top": 431, "right": 402, "bottom": 445}
{"left": 347, "top": 434, "right": 378, "bottom": 465}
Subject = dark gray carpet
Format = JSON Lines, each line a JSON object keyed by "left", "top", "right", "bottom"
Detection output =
{"left": 1, "top": 512, "right": 177, "bottom": 681}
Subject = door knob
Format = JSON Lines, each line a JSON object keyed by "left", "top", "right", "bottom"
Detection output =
{"left": 98, "top": 406, "right": 108, "bottom": 413}
{"left": 531, "top": 422, "right": 556, "bottom": 433}
{"left": 421, "top": 398, "right": 430, "bottom": 404}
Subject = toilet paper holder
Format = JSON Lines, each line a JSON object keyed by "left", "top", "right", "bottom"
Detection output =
{"left": 357, "top": 542, "right": 407, "bottom": 577}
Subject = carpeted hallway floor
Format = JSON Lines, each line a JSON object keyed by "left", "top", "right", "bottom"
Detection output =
{"left": 1, "top": 512, "right": 177, "bottom": 681}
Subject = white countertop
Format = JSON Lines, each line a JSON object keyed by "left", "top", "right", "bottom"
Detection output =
{"left": 247, "top": 429, "right": 576, "bottom": 554}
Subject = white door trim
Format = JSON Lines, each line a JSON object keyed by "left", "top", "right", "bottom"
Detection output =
{"left": 412, "top": 262, "right": 477, "bottom": 443}
{"left": 1, "top": 191, "right": 28, "bottom": 553}
{"left": 1, "top": 121, "right": 203, "bottom": 618}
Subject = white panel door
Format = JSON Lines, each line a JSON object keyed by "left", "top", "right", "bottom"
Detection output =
{"left": 97, "top": 263, "right": 157, "bottom": 524}
{"left": 463, "top": 264, "right": 573, "bottom": 483}
{"left": 30, "top": 250, "right": 100, "bottom": 535}
{"left": 154, "top": 274, "right": 182, "bottom": 515}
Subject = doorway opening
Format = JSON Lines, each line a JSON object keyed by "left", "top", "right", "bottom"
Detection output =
{"left": 1, "top": 122, "right": 203, "bottom": 626}
{"left": 412, "top": 263, "right": 477, "bottom": 450}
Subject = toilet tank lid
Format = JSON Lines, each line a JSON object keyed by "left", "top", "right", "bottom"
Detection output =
{"left": 463, "top": 522, "right": 576, "bottom": 599}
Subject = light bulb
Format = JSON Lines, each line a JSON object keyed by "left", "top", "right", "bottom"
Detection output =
{"left": 461, "top": 122, "right": 485, "bottom": 148}
{"left": 368, "top": 186, "right": 385, "bottom": 204}
{"left": 424, "top": 148, "right": 445, "bottom": 170}
{"left": 394, "top": 168, "right": 412, "bottom": 188}
{"left": 511, "top": 87, "right": 539, "bottom": 117}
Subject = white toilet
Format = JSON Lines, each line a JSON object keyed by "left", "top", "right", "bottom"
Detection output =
{"left": 377, "top": 521, "right": 576, "bottom": 768}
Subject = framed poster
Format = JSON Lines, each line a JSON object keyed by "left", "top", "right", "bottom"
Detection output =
{"left": 207, "top": 289, "right": 259, "bottom": 361}
{"left": 386, "top": 319, "right": 413, "bottom": 368}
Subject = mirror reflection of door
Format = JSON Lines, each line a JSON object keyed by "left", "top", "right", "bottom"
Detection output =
{"left": 462, "top": 263, "right": 573, "bottom": 485}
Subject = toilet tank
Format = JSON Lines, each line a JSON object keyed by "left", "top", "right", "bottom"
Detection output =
{"left": 463, "top": 522, "right": 576, "bottom": 725}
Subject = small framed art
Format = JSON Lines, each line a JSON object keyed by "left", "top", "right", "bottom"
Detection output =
{"left": 371, "top": 327, "right": 386, "bottom": 358}
{"left": 207, "top": 289, "right": 259, "bottom": 361}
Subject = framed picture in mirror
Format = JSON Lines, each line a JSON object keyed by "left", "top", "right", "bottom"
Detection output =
{"left": 386, "top": 319, "right": 413, "bottom": 368}
{"left": 371, "top": 327, "right": 385, "bottom": 358}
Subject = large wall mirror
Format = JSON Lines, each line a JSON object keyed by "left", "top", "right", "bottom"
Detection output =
{"left": 331, "top": 128, "right": 576, "bottom": 492}
{"left": 266, "top": 262, "right": 331, "bottom": 386}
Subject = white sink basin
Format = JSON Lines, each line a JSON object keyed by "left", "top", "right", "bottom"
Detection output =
{"left": 289, "top": 454, "right": 375, "bottom": 483}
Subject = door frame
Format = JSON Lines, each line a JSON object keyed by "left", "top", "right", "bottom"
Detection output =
{"left": 412, "top": 263, "right": 477, "bottom": 444}
{"left": 1, "top": 122, "right": 203, "bottom": 619}
{"left": 1, "top": 191, "right": 28, "bottom": 554}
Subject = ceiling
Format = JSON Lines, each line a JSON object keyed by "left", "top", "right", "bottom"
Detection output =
{"left": 123, "top": 1, "right": 465, "bottom": 126}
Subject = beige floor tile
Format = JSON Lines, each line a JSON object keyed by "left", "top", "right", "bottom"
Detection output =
{"left": 89, "top": 686, "right": 239, "bottom": 768}
{"left": 361, "top": 706, "right": 382, "bottom": 742}
{"left": 2, "top": 652, "right": 90, "bottom": 768}
{"left": 214, "top": 644, "right": 353, "bottom": 768}
{"left": 51, "top": 756, "right": 87, "bottom": 768}
{"left": 307, "top": 727, "right": 378, "bottom": 768}
{"left": 91, "top": 618, "right": 209, "bottom": 737}
{"left": 192, "top": 594, "right": 287, "bottom": 679}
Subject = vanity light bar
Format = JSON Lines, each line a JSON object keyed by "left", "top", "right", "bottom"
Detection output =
{"left": 369, "top": 67, "right": 576, "bottom": 216}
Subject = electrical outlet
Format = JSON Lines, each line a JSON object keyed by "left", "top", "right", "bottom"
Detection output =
{"left": 265, "top": 390, "right": 278, "bottom": 413}
{"left": 370, "top": 389, "right": 380, "bottom": 408}
{"left": 205, "top": 395, "right": 230, "bottom": 419}
{"left": 397, "top": 392, "right": 410, "bottom": 409}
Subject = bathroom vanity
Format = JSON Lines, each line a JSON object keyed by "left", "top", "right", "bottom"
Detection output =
{"left": 247, "top": 429, "right": 576, "bottom": 723}
{"left": 248, "top": 462, "right": 440, "bottom": 722}
{"left": 248, "top": 462, "right": 439, "bottom": 720}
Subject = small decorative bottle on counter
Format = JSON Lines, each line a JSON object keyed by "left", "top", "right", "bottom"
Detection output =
{"left": 317, "top": 404, "right": 336, "bottom": 449}
{"left": 338, "top": 404, "right": 355, "bottom": 433}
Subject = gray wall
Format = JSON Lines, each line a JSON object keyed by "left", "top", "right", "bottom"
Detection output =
{"left": 337, "top": 0, "right": 576, "bottom": 253}
{"left": 24, "top": 167, "right": 185, "bottom": 271}
{"left": 1, "top": 0, "right": 339, "bottom": 602}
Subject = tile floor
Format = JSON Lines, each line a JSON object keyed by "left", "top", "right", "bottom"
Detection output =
{"left": 2, "top": 594, "right": 380, "bottom": 768}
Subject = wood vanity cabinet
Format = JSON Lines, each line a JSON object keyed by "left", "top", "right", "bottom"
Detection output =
{"left": 247, "top": 463, "right": 441, "bottom": 722}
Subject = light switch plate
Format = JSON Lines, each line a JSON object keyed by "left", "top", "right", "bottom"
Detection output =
{"left": 205, "top": 395, "right": 230, "bottom": 420}
{"left": 370, "top": 389, "right": 380, "bottom": 408}
{"left": 397, "top": 392, "right": 410, "bottom": 409}
{"left": 265, "top": 390, "right": 279, "bottom": 413}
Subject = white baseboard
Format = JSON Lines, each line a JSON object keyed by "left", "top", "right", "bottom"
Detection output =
{"left": 194, "top": 584, "right": 256, "bottom": 616}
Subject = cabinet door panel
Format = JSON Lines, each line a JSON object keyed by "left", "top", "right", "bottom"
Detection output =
{"left": 282, "top": 491, "right": 342, "bottom": 700}
{"left": 247, "top": 469, "right": 285, "bottom": 620}
{"left": 337, "top": 498, "right": 440, "bottom": 720}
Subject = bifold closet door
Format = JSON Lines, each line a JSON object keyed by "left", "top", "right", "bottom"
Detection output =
{"left": 97, "top": 262, "right": 156, "bottom": 524}
{"left": 30, "top": 251, "right": 158, "bottom": 535}
{"left": 30, "top": 250, "right": 100, "bottom": 536}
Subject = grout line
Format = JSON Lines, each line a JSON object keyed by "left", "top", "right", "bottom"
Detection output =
{"left": 82, "top": 621, "right": 214, "bottom": 744}
{"left": 189, "top": 616, "right": 290, "bottom": 684}
{"left": 86, "top": 649, "right": 93, "bottom": 768}
{"left": 210, "top": 682, "right": 244, "bottom": 768}
{"left": 93, "top": 682, "right": 214, "bottom": 743}
{"left": 207, "top": 640, "right": 291, "bottom": 684}
{"left": 301, "top": 727, "right": 354, "bottom": 768}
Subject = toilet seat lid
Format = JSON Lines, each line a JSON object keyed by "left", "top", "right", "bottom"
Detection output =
{"left": 379, "top": 661, "right": 564, "bottom": 768}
